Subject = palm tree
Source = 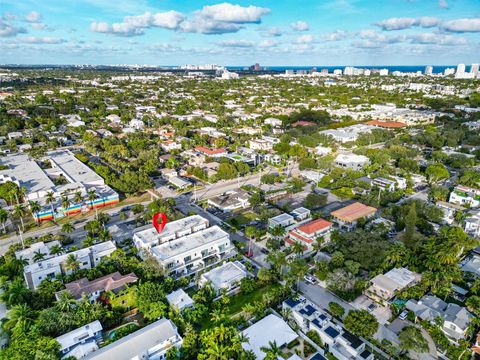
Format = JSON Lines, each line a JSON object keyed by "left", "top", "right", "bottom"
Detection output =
{"left": 87, "top": 189, "right": 98, "bottom": 218}
{"left": 245, "top": 225, "right": 256, "bottom": 257}
{"left": 32, "top": 250, "right": 46, "bottom": 263}
{"left": 49, "top": 244, "right": 64, "bottom": 256}
{"left": 210, "top": 308, "right": 225, "bottom": 324}
{"left": 260, "top": 341, "right": 282, "bottom": 360}
{"left": 45, "top": 191, "right": 56, "bottom": 220}
{"left": 241, "top": 303, "right": 257, "bottom": 320}
{"left": 12, "top": 204, "right": 26, "bottom": 231}
{"left": 61, "top": 196, "right": 71, "bottom": 218}
{"left": 65, "top": 254, "right": 80, "bottom": 273}
{"left": 266, "top": 250, "right": 287, "bottom": 277}
{"left": 73, "top": 191, "right": 83, "bottom": 205}
{"left": 0, "top": 208, "right": 8, "bottom": 233}
{"left": 99, "top": 228, "right": 112, "bottom": 242}
{"left": 4, "top": 304, "right": 35, "bottom": 338}
{"left": 28, "top": 200, "right": 42, "bottom": 225}
{"left": 82, "top": 234, "right": 95, "bottom": 248}
{"left": 312, "top": 236, "right": 324, "bottom": 252}
{"left": 269, "top": 225, "right": 285, "bottom": 238}
{"left": 56, "top": 291, "right": 76, "bottom": 312}
{"left": 292, "top": 241, "right": 304, "bottom": 258}
{"left": 61, "top": 222, "right": 75, "bottom": 235}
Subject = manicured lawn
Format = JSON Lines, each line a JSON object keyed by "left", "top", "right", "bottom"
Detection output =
{"left": 227, "top": 210, "right": 258, "bottom": 227}
{"left": 199, "top": 283, "right": 281, "bottom": 329}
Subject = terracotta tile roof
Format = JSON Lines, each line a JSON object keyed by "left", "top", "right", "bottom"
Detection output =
{"left": 297, "top": 218, "right": 333, "bottom": 234}
{"left": 285, "top": 237, "right": 308, "bottom": 250}
{"left": 291, "top": 121, "right": 316, "bottom": 127}
{"left": 289, "top": 230, "right": 314, "bottom": 244}
{"left": 366, "top": 120, "right": 407, "bottom": 128}
{"left": 64, "top": 272, "right": 138, "bottom": 300}
{"left": 331, "top": 202, "right": 377, "bottom": 222}
{"left": 194, "top": 146, "right": 227, "bottom": 156}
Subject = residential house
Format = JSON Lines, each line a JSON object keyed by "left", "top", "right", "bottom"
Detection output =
{"left": 198, "top": 260, "right": 248, "bottom": 295}
{"left": 166, "top": 289, "right": 195, "bottom": 311}
{"left": 465, "top": 210, "right": 480, "bottom": 238}
{"left": 436, "top": 201, "right": 465, "bottom": 225}
{"left": 406, "top": 295, "right": 473, "bottom": 344}
{"left": 241, "top": 314, "right": 298, "bottom": 360}
{"left": 207, "top": 189, "right": 250, "bottom": 212}
{"left": 365, "top": 268, "right": 421, "bottom": 305}
{"left": 194, "top": 146, "right": 227, "bottom": 158}
{"left": 58, "top": 272, "right": 138, "bottom": 303}
{"left": 83, "top": 318, "right": 182, "bottom": 360}
{"left": 330, "top": 202, "right": 377, "bottom": 231}
{"left": 449, "top": 185, "right": 480, "bottom": 208}
{"left": 334, "top": 154, "right": 370, "bottom": 170}
{"left": 161, "top": 140, "right": 182, "bottom": 152}
{"left": 56, "top": 321, "right": 102, "bottom": 359}
{"left": 287, "top": 218, "right": 333, "bottom": 252}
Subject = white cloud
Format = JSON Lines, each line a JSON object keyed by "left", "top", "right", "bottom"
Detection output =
{"left": 322, "top": 30, "right": 350, "bottom": 41}
{"left": 408, "top": 33, "right": 466, "bottom": 45}
{"left": 295, "top": 34, "right": 314, "bottom": 44}
{"left": 24, "top": 11, "right": 42, "bottom": 23}
{"left": 438, "top": 0, "right": 448, "bottom": 9}
{"left": 217, "top": 39, "right": 254, "bottom": 47}
{"left": 374, "top": 17, "right": 440, "bottom": 31}
{"left": 193, "top": 3, "right": 269, "bottom": 23}
{"left": 16, "top": 36, "right": 66, "bottom": 44}
{"left": 91, "top": 3, "right": 270, "bottom": 36}
{"left": 266, "top": 27, "right": 282, "bottom": 37}
{"left": 258, "top": 39, "right": 278, "bottom": 48}
{"left": 291, "top": 20, "right": 309, "bottom": 31}
{"left": 0, "top": 18, "right": 27, "bottom": 37}
{"left": 443, "top": 18, "right": 480, "bottom": 32}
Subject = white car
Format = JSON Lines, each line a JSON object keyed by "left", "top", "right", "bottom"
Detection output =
{"left": 399, "top": 310, "right": 408, "bottom": 320}
{"left": 304, "top": 274, "right": 317, "bottom": 285}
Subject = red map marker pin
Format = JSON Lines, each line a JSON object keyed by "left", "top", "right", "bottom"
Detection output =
{"left": 152, "top": 212, "right": 168, "bottom": 234}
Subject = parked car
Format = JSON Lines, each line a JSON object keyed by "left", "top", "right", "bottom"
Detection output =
{"left": 367, "top": 303, "right": 377, "bottom": 313}
{"left": 399, "top": 310, "right": 408, "bottom": 320}
{"left": 260, "top": 248, "right": 269, "bottom": 255}
{"left": 304, "top": 274, "right": 316, "bottom": 285}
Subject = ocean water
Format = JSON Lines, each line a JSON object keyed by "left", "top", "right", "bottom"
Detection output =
{"left": 227, "top": 65, "right": 467, "bottom": 74}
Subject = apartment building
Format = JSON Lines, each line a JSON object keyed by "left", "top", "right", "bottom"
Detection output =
{"left": 22, "top": 241, "right": 116, "bottom": 290}
{"left": 283, "top": 298, "right": 374, "bottom": 360}
{"left": 133, "top": 215, "right": 234, "bottom": 277}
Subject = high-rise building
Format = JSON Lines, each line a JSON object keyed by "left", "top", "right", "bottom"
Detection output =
{"left": 444, "top": 68, "right": 455, "bottom": 76}
{"left": 254, "top": 63, "right": 260, "bottom": 71}
{"left": 471, "top": 64, "right": 479, "bottom": 77}
{"left": 424, "top": 65, "right": 433, "bottom": 75}
{"left": 455, "top": 64, "right": 466, "bottom": 78}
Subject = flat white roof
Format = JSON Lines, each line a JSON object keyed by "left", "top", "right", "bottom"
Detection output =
{"left": 202, "top": 261, "right": 247, "bottom": 289}
{"left": 56, "top": 320, "right": 102, "bottom": 351}
{"left": 47, "top": 150, "right": 104, "bottom": 185}
{"left": 166, "top": 289, "right": 194, "bottom": 309}
{"left": 242, "top": 314, "right": 298, "bottom": 360}
{"left": 134, "top": 215, "right": 208, "bottom": 245}
{"left": 84, "top": 318, "right": 179, "bottom": 360}
{"left": 0, "top": 153, "right": 54, "bottom": 194}
{"left": 151, "top": 225, "right": 229, "bottom": 261}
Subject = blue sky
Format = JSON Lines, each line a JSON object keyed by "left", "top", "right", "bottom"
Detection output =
{"left": 1, "top": 0, "right": 479, "bottom": 65}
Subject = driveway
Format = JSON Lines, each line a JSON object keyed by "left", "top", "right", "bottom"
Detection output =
{"left": 352, "top": 295, "right": 392, "bottom": 325}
